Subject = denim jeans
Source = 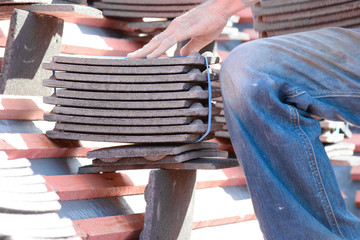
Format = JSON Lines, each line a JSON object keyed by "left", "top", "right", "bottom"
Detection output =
{"left": 220, "top": 27, "right": 360, "bottom": 239}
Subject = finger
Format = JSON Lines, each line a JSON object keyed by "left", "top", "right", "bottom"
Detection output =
{"left": 146, "top": 35, "right": 179, "bottom": 59}
{"left": 128, "top": 16, "right": 190, "bottom": 59}
{"left": 128, "top": 18, "right": 182, "bottom": 59}
{"left": 127, "top": 34, "right": 163, "bottom": 59}
{"left": 180, "top": 38, "right": 211, "bottom": 56}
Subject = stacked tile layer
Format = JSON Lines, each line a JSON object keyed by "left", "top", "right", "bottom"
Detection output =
{"left": 43, "top": 52, "right": 223, "bottom": 143}
{"left": 213, "top": 98, "right": 229, "bottom": 139}
{"left": 81, "top": 141, "right": 235, "bottom": 172}
{"left": 93, "top": 0, "right": 204, "bottom": 18}
{"left": 91, "top": 0, "right": 205, "bottom": 39}
{"left": 252, "top": 0, "right": 360, "bottom": 37}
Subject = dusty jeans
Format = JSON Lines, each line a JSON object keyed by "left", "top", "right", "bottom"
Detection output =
{"left": 220, "top": 27, "right": 360, "bottom": 239}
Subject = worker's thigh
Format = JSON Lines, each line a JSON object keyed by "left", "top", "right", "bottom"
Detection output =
{"left": 220, "top": 27, "right": 360, "bottom": 127}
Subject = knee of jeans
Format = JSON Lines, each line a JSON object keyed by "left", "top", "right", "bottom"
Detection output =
{"left": 220, "top": 40, "right": 277, "bottom": 104}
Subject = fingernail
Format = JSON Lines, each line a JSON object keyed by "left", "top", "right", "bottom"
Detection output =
{"left": 127, "top": 52, "right": 136, "bottom": 58}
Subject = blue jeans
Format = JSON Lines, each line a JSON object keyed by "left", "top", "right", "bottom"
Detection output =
{"left": 220, "top": 27, "right": 360, "bottom": 239}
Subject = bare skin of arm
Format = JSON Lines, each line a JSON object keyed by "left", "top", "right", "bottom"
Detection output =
{"left": 127, "top": 0, "right": 259, "bottom": 59}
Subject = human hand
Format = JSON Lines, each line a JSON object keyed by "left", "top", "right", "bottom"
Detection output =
{"left": 127, "top": 0, "right": 247, "bottom": 59}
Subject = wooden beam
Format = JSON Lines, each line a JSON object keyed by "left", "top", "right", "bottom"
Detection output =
{"left": 216, "top": 51, "right": 230, "bottom": 64}
{"left": 0, "top": 133, "right": 93, "bottom": 159}
{"left": 243, "top": 28, "right": 259, "bottom": 41}
{"left": 0, "top": 22, "right": 144, "bottom": 56}
{"left": 0, "top": 25, "right": 7, "bottom": 46}
{"left": 0, "top": 95, "right": 52, "bottom": 120}
{"left": 0, "top": 4, "right": 30, "bottom": 20}
{"left": 72, "top": 210, "right": 256, "bottom": 240}
{"left": 73, "top": 213, "right": 145, "bottom": 240}
{"left": 344, "top": 134, "right": 360, "bottom": 152}
{"left": 235, "top": 8, "right": 254, "bottom": 23}
{"left": 193, "top": 214, "right": 257, "bottom": 230}
{"left": 45, "top": 167, "right": 246, "bottom": 201}
{"left": 351, "top": 166, "right": 360, "bottom": 181}
{"left": 196, "top": 167, "right": 246, "bottom": 189}
{"left": 0, "top": 29, "right": 7, "bottom": 47}
{"left": 60, "top": 34, "right": 144, "bottom": 57}
{"left": 60, "top": 44, "right": 140, "bottom": 57}
{"left": 44, "top": 173, "right": 147, "bottom": 201}
{"left": 64, "top": 17, "right": 131, "bottom": 32}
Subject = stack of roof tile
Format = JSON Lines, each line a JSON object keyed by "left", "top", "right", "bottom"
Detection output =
{"left": 213, "top": 98, "right": 229, "bottom": 139}
{"left": 91, "top": 0, "right": 205, "bottom": 38}
{"left": 0, "top": 151, "right": 80, "bottom": 239}
{"left": 94, "top": 0, "right": 204, "bottom": 18}
{"left": 79, "top": 141, "right": 237, "bottom": 173}
{"left": 41, "top": 52, "right": 235, "bottom": 172}
{"left": 252, "top": 0, "right": 360, "bottom": 37}
{"left": 207, "top": 70, "right": 230, "bottom": 140}
{"left": 93, "top": 0, "right": 203, "bottom": 19}
{"left": 43, "top": 52, "right": 223, "bottom": 144}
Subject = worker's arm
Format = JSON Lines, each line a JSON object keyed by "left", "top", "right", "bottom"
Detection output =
{"left": 127, "top": 0, "right": 260, "bottom": 59}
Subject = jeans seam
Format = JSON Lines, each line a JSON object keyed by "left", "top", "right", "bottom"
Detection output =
{"left": 283, "top": 90, "right": 360, "bottom": 101}
{"left": 281, "top": 89, "right": 307, "bottom": 102}
{"left": 313, "top": 94, "right": 360, "bottom": 98}
{"left": 310, "top": 91, "right": 360, "bottom": 98}
{"left": 289, "top": 105, "right": 345, "bottom": 239}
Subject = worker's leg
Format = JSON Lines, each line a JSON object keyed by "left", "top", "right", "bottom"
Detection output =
{"left": 220, "top": 27, "right": 360, "bottom": 240}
